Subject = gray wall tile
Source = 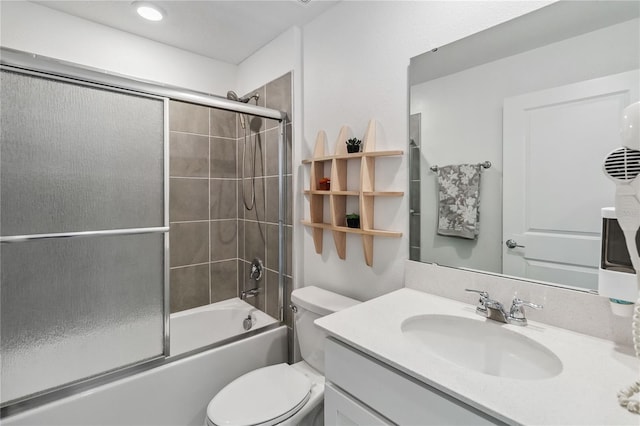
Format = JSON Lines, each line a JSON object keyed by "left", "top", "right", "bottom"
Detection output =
{"left": 210, "top": 108, "right": 237, "bottom": 138}
{"left": 241, "top": 177, "right": 265, "bottom": 223}
{"left": 265, "top": 176, "right": 291, "bottom": 225}
{"left": 170, "top": 222, "right": 209, "bottom": 267}
{"left": 266, "top": 223, "right": 279, "bottom": 271}
{"left": 244, "top": 220, "right": 266, "bottom": 265}
{"left": 238, "top": 131, "right": 265, "bottom": 178}
{"left": 210, "top": 137, "right": 236, "bottom": 178}
{"left": 170, "top": 132, "right": 209, "bottom": 178}
{"left": 210, "top": 260, "right": 238, "bottom": 303}
{"left": 265, "top": 225, "right": 292, "bottom": 276}
{"left": 169, "top": 101, "right": 209, "bottom": 135}
{"left": 170, "top": 264, "right": 209, "bottom": 313}
{"left": 170, "top": 178, "right": 209, "bottom": 221}
{"left": 266, "top": 269, "right": 279, "bottom": 320}
{"left": 265, "top": 177, "right": 278, "bottom": 224}
{"left": 285, "top": 225, "right": 292, "bottom": 277}
{"left": 410, "top": 180, "right": 420, "bottom": 211}
{"left": 265, "top": 123, "right": 292, "bottom": 177}
{"left": 210, "top": 219, "right": 237, "bottom": 261}
{"left": 266, "top": 73, "right": 292, "bottom": 123}
{"left": 210, "top": 179, "right": 237, "bottom": 220}
{"left": 237, "top": 219, "right": 245, "bottom": 261}
{"left": 265, "top": 128, "right": 279, "bottom": 177}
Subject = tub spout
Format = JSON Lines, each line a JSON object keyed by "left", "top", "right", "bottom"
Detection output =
{"left": 241, "top": 288, "right": 260, "bottom": 300}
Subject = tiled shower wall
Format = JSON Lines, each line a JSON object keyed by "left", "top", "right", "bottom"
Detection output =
{"left": 236, "top": 73, "right": 293, "bottom": 322}
{"left": 168, "top": 72, "right": 293, "bottom": 328}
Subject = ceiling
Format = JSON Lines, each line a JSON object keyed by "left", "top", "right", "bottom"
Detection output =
{"left": 32, "top": 0, "right": 339, "bottom": 64}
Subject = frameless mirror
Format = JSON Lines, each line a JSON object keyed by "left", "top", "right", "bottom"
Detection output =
{"left": 409, "top": 1, "right": 640, "bottom": 292}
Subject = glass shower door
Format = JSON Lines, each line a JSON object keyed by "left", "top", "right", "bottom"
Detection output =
{"left": 0, "top": 70, "right": 168, "bottom": 405}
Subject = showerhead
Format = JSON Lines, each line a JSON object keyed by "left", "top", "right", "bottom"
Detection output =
{"left": 226, "top": 91, "right": 260, "bottom": 104}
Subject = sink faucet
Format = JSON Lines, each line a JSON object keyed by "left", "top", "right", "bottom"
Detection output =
{"left": 465, "top": 289, "right": 542, "bottom": 326}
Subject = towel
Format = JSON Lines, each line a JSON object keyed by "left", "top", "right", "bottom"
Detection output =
{"left": 436, "top": 164, "right": 482, "bottom": 240}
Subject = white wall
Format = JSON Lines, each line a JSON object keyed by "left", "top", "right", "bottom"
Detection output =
{"left": 411, "top": 18, "right": 640, "bottom": 274}
{"left": 0, "top": 1, "right": 236, "bottom": 95}
{"left": 237, "top": 26, "right": 301, "bottom": 98}
{"left": 300, "top": 1, "right": 551, "bottom": 301}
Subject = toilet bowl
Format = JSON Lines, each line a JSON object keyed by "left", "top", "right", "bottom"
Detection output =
{"left": 205, "top": 286, "right": 359, "bottom": 426}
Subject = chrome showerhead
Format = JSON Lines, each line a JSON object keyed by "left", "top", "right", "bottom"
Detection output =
{"left": 226, "top": 91, "right": 259, "bottom": 104}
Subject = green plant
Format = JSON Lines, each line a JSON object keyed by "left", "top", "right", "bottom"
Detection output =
{"left": 346, "top": 138, "right": 362, "bottom": 147}
{"left": 346, "top": 213, "right": 360, "bottom": 219}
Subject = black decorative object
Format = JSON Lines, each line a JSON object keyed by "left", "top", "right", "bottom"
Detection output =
{"left": 346, "top": 213, "right": 360, "bottom": 228}
{"left": 346, "top": 137, "right": 362, "bottom": 153}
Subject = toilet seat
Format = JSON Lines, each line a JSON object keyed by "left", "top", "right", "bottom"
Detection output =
{"left": 207, "top": 363, "right": 312, "bottom": 426}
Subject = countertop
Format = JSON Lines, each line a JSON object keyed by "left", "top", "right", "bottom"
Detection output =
{"left": 315, "top": 288, "right": 640, "bottom": 425}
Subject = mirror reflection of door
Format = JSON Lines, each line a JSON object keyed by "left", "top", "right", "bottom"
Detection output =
{"left": 502, "top": 71, "right": 639, "bottom": 290}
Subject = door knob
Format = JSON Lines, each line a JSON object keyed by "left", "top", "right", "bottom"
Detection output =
{"left": 505, "top": 239, "right": 525, "bottom": 249}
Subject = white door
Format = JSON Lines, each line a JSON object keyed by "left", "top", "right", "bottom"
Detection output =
{"left": 503, "top": 70, "right": 639, "bottom": 290}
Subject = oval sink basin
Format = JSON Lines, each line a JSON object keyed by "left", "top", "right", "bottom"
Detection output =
{"left": 401, "top": 314, "right": 562, "bottom": 380}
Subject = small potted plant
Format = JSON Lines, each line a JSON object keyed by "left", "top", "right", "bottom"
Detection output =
{"left": 346, "top": 213, "right": 360, "bottom": 229}
{"left": 346, "top": 138, "right": 362, "bottom": 153}
{"left": 318, "top": 177, "right": 330, "bottom": 191}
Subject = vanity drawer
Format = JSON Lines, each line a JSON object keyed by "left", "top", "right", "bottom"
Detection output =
{"left": 325, "top": 337, "right": 502, "bottom": 426}
{"left": 325, "top": 383, "right": 393, "bottom": 426}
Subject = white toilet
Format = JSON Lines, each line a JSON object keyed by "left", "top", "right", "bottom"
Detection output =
{"left": 205, "top": 286, "right": 360, "bottom": 426}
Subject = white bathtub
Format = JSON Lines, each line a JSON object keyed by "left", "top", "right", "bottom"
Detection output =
{"left": 170, "top": 297, "right": 279, "bottom": 357}
{"left": 3, "top": 301, "right": 287, "bottom": 426}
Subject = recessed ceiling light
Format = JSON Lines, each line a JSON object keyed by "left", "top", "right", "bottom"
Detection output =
{"left": 133, "top": 1, "right": 165, "bottom": 22}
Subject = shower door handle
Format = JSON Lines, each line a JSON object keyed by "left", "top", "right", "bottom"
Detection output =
{"left": 505, "top": 239, "right": 525, "bottom": 249}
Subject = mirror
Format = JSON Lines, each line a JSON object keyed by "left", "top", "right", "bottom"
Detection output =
{"left": 409, "top": 1, "right": 640, "bottom": 292}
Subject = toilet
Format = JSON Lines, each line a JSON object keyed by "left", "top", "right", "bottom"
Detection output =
{"left": 205, "top": 286, "right": 360, "bottom": 426}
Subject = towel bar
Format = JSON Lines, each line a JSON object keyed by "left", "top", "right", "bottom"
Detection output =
{"left": 430, "top": 161, "right": 491, "bottom": 172}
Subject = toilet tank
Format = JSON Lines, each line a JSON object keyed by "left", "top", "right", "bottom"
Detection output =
{"left": 291, "top": 286, "right": 360, "bottom": 374}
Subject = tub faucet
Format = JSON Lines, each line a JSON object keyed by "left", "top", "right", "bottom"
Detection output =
{"left": 465, "top": 289, "right": 542, "bottom": 326}
{"left": 241, "top": 288, "right": 260, "bottom": 300}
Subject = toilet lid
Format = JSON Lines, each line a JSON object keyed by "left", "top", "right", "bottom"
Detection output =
{"left": 207, "top": 363, "right": 311, "bottom": 426}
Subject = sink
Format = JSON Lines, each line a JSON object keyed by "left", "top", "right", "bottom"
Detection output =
{"left": 401, "top": 314, "right": 562, "bottom": 380}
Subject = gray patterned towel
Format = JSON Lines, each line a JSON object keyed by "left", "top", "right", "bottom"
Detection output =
{"left": 436, "top": 164, "right": 482, "bottom": 240}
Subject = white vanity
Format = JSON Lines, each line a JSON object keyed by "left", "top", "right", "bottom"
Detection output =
{"left": 315, "top": 287, "right": 639, "bottom": 425}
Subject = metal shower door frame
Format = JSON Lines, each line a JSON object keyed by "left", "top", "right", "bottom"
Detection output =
{"left": 0, "top": 47, "right": 288, "bottom": 414}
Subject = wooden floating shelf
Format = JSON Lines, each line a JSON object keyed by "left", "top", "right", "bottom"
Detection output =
{"left": 301, "top": 150, "right": 404, "bottom": 164}
{"left": 301, "top": 119, "right": 404, "bottom": 267}
{"left": 302, "top": 221, "right": 402, "bottom": 238}
{"left": 304, "top": 190, "right": 403, "bottom": 197}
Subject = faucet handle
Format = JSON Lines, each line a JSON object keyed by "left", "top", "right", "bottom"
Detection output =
{"left": 509, "top": 298, "right": 543, "bottom": 325}
{"left": 465, "top": 289, "right": 489, "bottom": 314}
{"left": 465, "top": 288, "right": 489, "bottom": 299}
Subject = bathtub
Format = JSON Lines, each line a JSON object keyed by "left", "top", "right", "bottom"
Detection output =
{"left": 170, "top": 297, "right": 280, "bottom": 357}
{"left": 3, "top": 300, "right": 287, "bottom": 426}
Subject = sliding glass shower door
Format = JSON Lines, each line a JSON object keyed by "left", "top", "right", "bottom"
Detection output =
{"left": 0, "top": 69, "right": 168, "bottom": 405}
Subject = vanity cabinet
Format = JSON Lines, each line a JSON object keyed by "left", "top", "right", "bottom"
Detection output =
{"left": 325, "top": 383, "right": 393, "bottom": 425}
{"left": 324, "top": 337, "right": 504, "bottom": 426}
{"left": 301, "top": 120, "right": 403, "bottom": 266}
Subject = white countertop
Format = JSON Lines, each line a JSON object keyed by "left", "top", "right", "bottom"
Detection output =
{"left": 315, "top": 288, "right": 640, "bottom": 425}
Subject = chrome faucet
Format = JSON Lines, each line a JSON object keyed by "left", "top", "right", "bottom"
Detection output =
{"left": 241, "top": 288, "right": 260, "bottom": 300}
{"left": 241, "top": 258, "right": 264, "bottom": 300}
{"left": 465, "top": 289, "right": 542, "bottom": 326}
